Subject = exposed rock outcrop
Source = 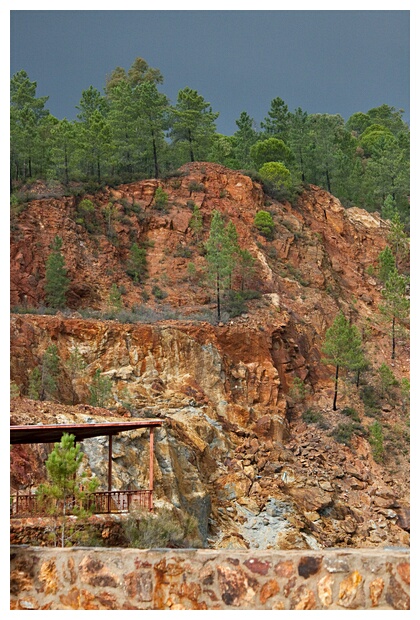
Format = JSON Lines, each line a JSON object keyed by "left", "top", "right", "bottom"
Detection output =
{"left": 10, "top": 163, "right": 409, "bottom": 550}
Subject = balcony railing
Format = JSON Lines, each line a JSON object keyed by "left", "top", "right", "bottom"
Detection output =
{"left": 10, "top": 490, "right": 153, "bottom": 518}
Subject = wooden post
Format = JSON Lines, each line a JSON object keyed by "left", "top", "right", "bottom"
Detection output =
{"left": 108, "top": 434, "right": 113, "bottom": 512}
{"left": 149, "top": 428, "right": 154, "bottom": 511}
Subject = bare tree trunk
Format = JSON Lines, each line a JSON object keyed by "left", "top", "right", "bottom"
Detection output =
{"left": 151, "top": 130, "right": 159, "bottom": 179}
{"left": 333, "top": 365, "right": 339, "bottom": 411}
{"left": 392, "top": 316, "right": 396, "bottom": 360}
{"left": 188, "top": 129, "right": 195, "bottom": 162}
{"left": 216, "top": 272, "right": 221, "bottom": 323}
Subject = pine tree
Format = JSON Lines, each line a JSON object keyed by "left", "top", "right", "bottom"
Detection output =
{"left": 377, "top": 363, "right": 399, "bottom": 399}
{"left": 137, "top": 81, "right": 170, "bottom": 178}
{"left": 108, "top": 283, "right": 123, "bottom": 312}
{"left": 103, "top": 202, "right": 117, "bottom": 239}
{"left": 89, "top": 368, "right": 113, "bottom": 407}
{"left": 28, "top": 366, "right": 42, "bottom": 400}
{"left": 306, "top": 113, "right": 346, "bottom": 194}
{"left": 237, "top": 249, "right": 255, "bottom": 291}
{"left": 289, "top": 107, "right": 309, "bottom": 183}
{"left": 205, "top": 211, "right": 236, "bottom": 322}
{"left": 65, "top": 346, "right": 87, "bottom": 405}
{"left": 50, "top": 118, "right": 77, "bottom": 185}
{"left": 44, "top": 236, "right": 70, "bottom": 308}
{"left": 170, "top": 87, "right": 219, "bottom": 162}
{"left": 378, "top": 246, "right": 396, "bottom": 284}
{"left": 41, "top": 344, "right": 61, "bottom": 401}
{"left": 387, "top": 213, "right": 409, "bottom": 272}
{"left": 232, "top": 111, "right": 259, "bottom": 168}
{"left": 260, "top": 97, "right": 291, "bottom": 140}
{"left": 105, "top": 58, "right": 166, "bottom": 180}
{"left": 126, "top": 243, "right": 147, "bottom": 283}
{"left": 76, "top": 87, "right": 111, "bottom": 183}
{"left": 153, "top": 186, "right": 168, "bottom": 211}
{"left": 401, "top": 377, "right": 410, "bottom": 414}
{"left": 189, "top": 204, "right": 203, "bottom": 241}
{"left": 369, "top": 420, "right": 384, "bottom": 463}
{"left": 380, "top": 268, "right": 409, "bottom": 359}
{"left": 321, "top": 311, "right": 366, "bottom": 410}
{"left": 10, "top": 70, "right": 50, "bottom": 182}
{"left": 250, "top": 137, "right": 292, "bottom": 169}
{"left": 381, "top": 194, "right": 397, "bottom": 221}
{"left": 36, "top": 433, "right": 98, "bottom": 547}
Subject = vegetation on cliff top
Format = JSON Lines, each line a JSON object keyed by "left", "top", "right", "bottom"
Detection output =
{"left": 11, "top": 57, "right": 409, "bottom": 223}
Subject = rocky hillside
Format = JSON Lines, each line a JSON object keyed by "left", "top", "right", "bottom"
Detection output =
{"left": 10, "top": 163, "right": 409, "bottom": 550}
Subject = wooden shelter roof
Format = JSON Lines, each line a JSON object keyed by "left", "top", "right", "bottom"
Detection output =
{"left": 10, "top": 420, "right": 163, "bottom": 444}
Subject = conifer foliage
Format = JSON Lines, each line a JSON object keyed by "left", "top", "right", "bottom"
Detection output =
{"left": 205, "top": 210, "right": 238, "bottom": 322}
{"left": 44, "top": 235, "right": 70, "bottom": 308}
{"left": 37, "top": 433, "right": 98, "bottom": 547}
{"left": 321, "top": 311, "right": 366, "bottom": 411}
{"left": 10, "top": 61, "right": 410, "bottom": 224}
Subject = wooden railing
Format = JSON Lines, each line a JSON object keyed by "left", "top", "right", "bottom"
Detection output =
{"left": 10, "top": 490, "right": 153, "bottom": 518}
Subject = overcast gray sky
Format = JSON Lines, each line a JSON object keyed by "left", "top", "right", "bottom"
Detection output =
{"left": 10, "top": 9, "right": 410, "bottom": 135}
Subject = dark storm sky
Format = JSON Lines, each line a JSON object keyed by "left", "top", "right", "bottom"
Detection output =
{"left": 10, "top": 10, "right": 410, "bottom": 135}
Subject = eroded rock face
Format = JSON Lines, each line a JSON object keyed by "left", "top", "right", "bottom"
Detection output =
{"left": 10, "top": 163, "right": 409, "bottom": 550}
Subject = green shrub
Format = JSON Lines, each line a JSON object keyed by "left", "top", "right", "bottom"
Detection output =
{"left": 369, "top": 420, "right": 384, "bottom": 462}
{"left": 188, "top": 181, "right": 205, "bottom": 193}
{"left": 331, "top": 422, "right": 366, "bottom": 446}
{"left": 171, "top": 178, "right": 182, "bottom": 190}
{"left": 360, "top": 385, "right": 381, "bottom": 417}
{"left": 175, "top": 244, "right": 193, "bottom": 258}
{"left": 289, "top": 377, "right": 308, "bottom": 405}
{"left": 266, "top": 245, "right": 278, "bottom": 260}
{"left": 44, "top": 235, "right": 70, "bottom": 309}
{"left": 10, "top": 381, "right": 20, "bottom": 399}
{"left": 153, "top": 187, "right": 169, "bottom": 211}
{"left": 76, "top": 198, "right": 99, "bottom": 233}
{"left": 126, "top": 243, "right": 148, "bottom": 283}
{"left": 254, "top": 210, "right": 275, "bottom": 240}
{"left": 152, "top": 285, "right": 168, "bottom": 300}
{"left": 377, "top": 363, "right": 399, "bottom": 399}
{"left": 258, "top": 161, "right": 293, "bottom": 192}
{"left": 88, "top": 368, "right": 112, "bottom": 407}
{"left": 239, "top": 169, "right": 262, "bottom": 182}
{"left": 28, "top": 367, "right": 42, "bottom": 400}
{"left": 400, "top": 377, "right": 410, "bottom": 413}
{"left": 122, "top": 506, "right": 201, "bottom": 549}
{"left": 224, "top": 291, "right": 247, "bottom": 317}
{"left": 241, "top": 289, "right": 261, "bottom": 300}
{"left": 302, "top": 408, "right": 323, "bottom": 424}
{"left": 108, "top": 283, "right": 123, "bottom": 311}
{"left": 286, "top": 264, "right": 309, "bottom": 286}
{"left": 118, "top": 215, "right": 133, "bottom": 227}
{"left": 385, "top": 422, "right": 409, "bottom": 456}
{"left": 162, "top": 169, "right": 185, "bottom": 180}
{"left": 78, "top": 198, "right": 95, "bottom": 214}
{"left": 120, "top": 198, "right": 132, "bottom": 210}
{"left": 341, "top": 407, "right": 361, "bottom": 422}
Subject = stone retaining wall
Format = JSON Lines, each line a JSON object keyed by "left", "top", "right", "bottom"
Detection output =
{"left": 10, "top": 545, "right": 409, "bottom": 610}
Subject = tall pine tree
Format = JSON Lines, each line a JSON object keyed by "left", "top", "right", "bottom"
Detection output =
{"left": 321, "top": 311, "right": 366, "bottom": 410}
{"left": 170, "top": 87, "right": 219, "bottom": 163}
{"left": 45, "top": 236, "right": 70, "bottom": 308}
{"left": 205, "top": 211, "right": 236, "bottom": 322}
